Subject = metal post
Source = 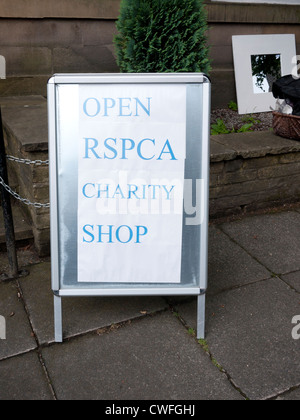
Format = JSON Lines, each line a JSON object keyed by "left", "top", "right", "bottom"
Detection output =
{"left": 0, "top": 107, "right": 19, "bottom": 279}
{"left": 197, "top": 294, "right": 206, "bottom": 340}
{"left": 54, "top": 294, "right": 63, "bottom": 343}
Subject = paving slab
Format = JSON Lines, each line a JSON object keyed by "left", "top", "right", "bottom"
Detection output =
{"left": 221, "top": 211, "right": 300, "bottom": 275}
{"left": 18, "top": 263, "right": 169, "bottom": 345}
{"left": 0, "top": 247, "right": 41, "bottom": 275}
{"left": 208, "top": 227, "right": 270, "bottom": 295}
{"left": 0, "top": 206, "right": 33, "bottom": 246}
{"left": 0, "top": 280, "right": 37, "bottom": 360}
{"left": 42, "top": 311, "right": 244, "bottom": 400}
{"left": 281, "top": 271, "right": 300, "bottom": 293}
{"left": 0, "top": 351, "right": 54, "bottom": 400}
{"left": 175, "top": 278, "right": 300, "bottom": 400}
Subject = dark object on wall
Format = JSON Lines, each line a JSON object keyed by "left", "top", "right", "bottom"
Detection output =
{"left": 272, "top": 75, "right": 300, "bottom": 116}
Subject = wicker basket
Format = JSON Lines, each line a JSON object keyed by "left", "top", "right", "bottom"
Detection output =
{"left": 273, "top": 111, "right": 300, "bottom": 141}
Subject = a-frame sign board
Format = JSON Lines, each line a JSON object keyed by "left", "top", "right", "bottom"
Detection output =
{"left": 48, "top": 73, "right": 211, "bottom": 342}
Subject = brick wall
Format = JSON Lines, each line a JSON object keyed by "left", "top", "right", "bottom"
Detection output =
{"left": 0, "top": 18, "right": 119, "bottom": 97}
{"left": 210, "top": 132, "right": 300, "bottom": 218}
{"left": 211, "top": 153, "right": 300, "bottom": 217}
{"left": 1, "top": 97, "right": 50, "bottom": 256}
{"left": 0, "top": 1, "right": 299, "bottom": 107}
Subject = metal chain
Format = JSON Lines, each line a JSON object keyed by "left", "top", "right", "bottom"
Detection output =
{"left": 1, "top": 155, "right": 49, "bottom": 208}
{"left": 6, "top": 155, "right": 49, "bottom": 166}
{"left": 0, "top": 175, "right": 50, "bottom": 209}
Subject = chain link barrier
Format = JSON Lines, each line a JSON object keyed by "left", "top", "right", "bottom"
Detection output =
{"left": 0, "top": 154, "right": 50, "bottom": 209}
{"left": 6, "top": 155, "right": 49, "bottom": 166}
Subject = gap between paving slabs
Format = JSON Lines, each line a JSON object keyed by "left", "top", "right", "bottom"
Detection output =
{"left": 171, "top": 306, "right": 249, "bottom": 400}
{"left": 15, "top": 261, "right": 246, "bottom": 399}
{"left": 0, "top": 293, "right": 243, "bottom": 400}
{"left": 0, "top": 260, "right": 243, "bottom": 400}
{"left": 2, "top": 209, "right": 300, "bottom": 399}
{"left": 219, "top": 211, "right": 300, "bottom": 277}
{"left": 0, "top": 275, "right": 57, "bottom": 399}
{"left": 17, "top": 262, "right": 172, "bottom": 345}
{"left": 178, "top": 213, "right": 299, "bottom": 401}
{"left": 40, "top": 311, "right": 243, "bottom": 400}
{"left": 173, "top": 279, "right": 300, "bottom": 400}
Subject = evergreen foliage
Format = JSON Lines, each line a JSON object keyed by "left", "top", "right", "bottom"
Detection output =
{"left": 114, "top": 0, "right": 211, "bottom": 74}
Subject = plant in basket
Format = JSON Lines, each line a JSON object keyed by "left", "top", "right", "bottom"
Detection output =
{"left": 272, "top": 75, "right": 300, "bottom": 141}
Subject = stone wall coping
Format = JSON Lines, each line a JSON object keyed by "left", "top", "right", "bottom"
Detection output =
{"left": 1, "top": 96, "right": 300, "bottom": 159}
{"left": 1, "top": 96, "right": 48, "bottom": 153}
{"left": 211, "top": 132, "right": 300, "bottom": 163}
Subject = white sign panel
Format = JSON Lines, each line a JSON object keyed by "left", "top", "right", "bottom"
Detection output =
{"left": 77, "top": 84, "right": 186, "bottom": 283}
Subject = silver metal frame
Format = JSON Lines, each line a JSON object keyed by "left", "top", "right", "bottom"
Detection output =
{"left": 48, "top": 73, "right": 211, "bottom": 342}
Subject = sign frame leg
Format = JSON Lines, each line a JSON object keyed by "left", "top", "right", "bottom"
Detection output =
{"left": 54, "top": 294, "right": 63, "bottom": 343}
{"left": 197, "top": 294, "right": 206, "bottom": 340}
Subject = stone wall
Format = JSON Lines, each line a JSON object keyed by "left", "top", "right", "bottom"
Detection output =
{"left": 0, "top": 1, "right": 299, "bottom": 107}
{"left": 1, "top": 97, "right": 49, "bottom": 256}
{"left": 2, "top": 94, "right": 300, "bottom": 256}
{"left": 206, "top": 1, "right": 300, "bottom": 108}
{"left": 210, "top": 131, "right": 300, "bottom": 218}
{"left": 0, "top": 18, "right": 119, "bottom": 98}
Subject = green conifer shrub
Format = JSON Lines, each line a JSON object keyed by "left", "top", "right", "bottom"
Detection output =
{"left": 114, "top": 0, "right": 211, "bottom": 74}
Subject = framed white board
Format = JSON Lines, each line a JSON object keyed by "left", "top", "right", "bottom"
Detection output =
{"left": 48, "top": 73, "right": 211, "bottom": 342}
{"left": 233, "top": 35, "right": 297, "bottom": 114}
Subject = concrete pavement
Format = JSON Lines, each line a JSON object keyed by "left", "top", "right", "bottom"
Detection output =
{"left": 0, "top": 208, "right": 300, "bottom": 400}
